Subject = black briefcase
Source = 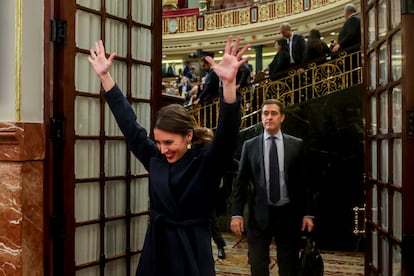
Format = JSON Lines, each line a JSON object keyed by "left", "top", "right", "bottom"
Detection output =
{"left": 298, "top": 235, "right": 324, "bottom": 276}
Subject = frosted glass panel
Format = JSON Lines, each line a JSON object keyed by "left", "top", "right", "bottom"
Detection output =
{"left": 131, "top": 64, "right": 152, "bottom": 99}
{"left": 104, "top": 141, "right": 127, "bottom": 176}
{"left": 372, "top": 184, "right": 378, "bottom": 224}
{"left": 105, "top": 105, "right": 123, "bottom": 137}
{"left": 105, "top": 220, "right": 126, "bottom": 257}
{"left": 391, "top": 32, "right": 402, "bottom": 81}
{"left": 372, "top": 230, "right": 378, "bottom": 268}
{"left": 131, "top": 178, "right": 149, "bottom": 213}
{"left": 382, "top": 236, "right": 389, "bottom": 275}
{"left": 369, "top": 53, "right": 376, "bottom": 90}
{"left": 131, "top": 153, "right": 148, "bottom": 175}
{"left": 130, "top": 255, "right": 140, "bottom": 276}
{"left": 111, "top": 60, "right": 128, "bottom": 93}
{"left": 392, "top": 86, "right": 402, "bottom": 133}
{"left": 105, "top": 180, "right": 126, "bottom": 217}
{"left": 379, "top": 91, "right": 388, "bottom": 134}
{"left": 75, "top": 53, "right": 101, "bottom": 94}
{"left": 131, "top": 27, "right": 152, "bottom": 62}
{"left": 131, "top": 103, "right": 151, "bottom": 132}
{"left": 370, "top": 96, "right": 377, "bottom": 135}
{"left": 392, "top": 244, "right": 402, "bottom": 276}
{"left": 106, "top": 0, "right": 127, "bottom": 18}
{"left": 77, "top": 0, "right": 100, "bottom": 10}
{"left": 380, "top": 140, "right": 388, "bottom": 182}
{"left": 132, "top": 0, "right": 152, "bottom": 25}
{"left": 105, "top": 259, "right": 127, "bottom": 276}
{"left": 378, "top": 0, "right": 387, "bottom": 38}
{"left": 76, "top": 10, "right": 100, "bottom": 50}
{"left": 379, "top": 43, "right": 388, "bottom": 86}
{"left": 368, "top": 8, "right": 375, "bottom": 48}
{"left": 75, "top": 140, "right": 100, "bottom": 178}
{"left": 75, "top": 96, "right": 100, "bottom": 136}
{"left": 381, "top": 187, "right": 388, "bottom": 230}
{"left": 75, "top": 182, "right": 100, "bottom": 222}
{"left": 371, "top": 140, "right": 377, "bottom": 179}
{"left": 76, "top": 266, "right": 99, "bottom": 276}
{"left": 75, "top": 224, "right": 100, "bottom": 265}
{"left": 391, "top": 0, "right": 401, "bottom": 28}
{"left": 393, "top": 139, "right": 402, "bottom": 187}
{"left": 393, "top": 191, "right": 402, "bottom": 241}
{"left": 131, "top": 216, "right": 149, "bottom": 251}
{"left": 105, "top": 19, "right": 128, "bottom": 57}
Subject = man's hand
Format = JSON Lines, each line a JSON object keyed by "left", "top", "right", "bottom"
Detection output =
{"left": 230, "top": 217, "right": 244, "bottom": 236}
{"left": 301, "top": 216, "right": 314, "bottom": 232}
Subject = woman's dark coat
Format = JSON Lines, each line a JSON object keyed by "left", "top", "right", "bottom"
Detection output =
{"left": 104, "top": 84, "right": 241, "bottom": 276}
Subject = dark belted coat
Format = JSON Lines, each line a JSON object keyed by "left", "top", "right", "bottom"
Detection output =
{"left": 104, "top": 84, "right": 241, "bottom": 276}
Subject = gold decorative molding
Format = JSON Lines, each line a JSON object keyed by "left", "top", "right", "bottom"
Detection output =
{"left": 162, "top": 0, "right": 360, "bottom": 58}
{"left": 15, "top": 0, "right": 22, "bottom": 121}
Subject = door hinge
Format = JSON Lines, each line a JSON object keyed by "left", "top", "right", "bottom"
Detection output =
{"left": 50, "top": 118, "right": 66, "bottom": 143}
{"left": 50, "top": 20, "right": 67, "bottom": 44}
{"left": 50, "top": 214, "right": 66, "bottom": 240}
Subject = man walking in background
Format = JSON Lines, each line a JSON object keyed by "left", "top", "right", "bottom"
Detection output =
{"left": 231, "top": 99, "right": 314, "bottom": 276}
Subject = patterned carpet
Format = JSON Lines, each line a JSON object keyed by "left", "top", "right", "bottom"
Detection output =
{"left": 214, "top": 233, "right": 364, "bottom": 276}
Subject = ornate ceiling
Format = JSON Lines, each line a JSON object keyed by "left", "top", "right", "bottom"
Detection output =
{"left": 162, "top": 0, "right": 360, "bottom": 61}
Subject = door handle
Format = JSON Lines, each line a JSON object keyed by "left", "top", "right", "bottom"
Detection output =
{"left": 353, "top": 204, "right": 366, "bottom": 235}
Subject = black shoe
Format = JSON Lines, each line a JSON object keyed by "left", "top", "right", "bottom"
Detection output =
{"left": 217, "top": 247, "right": 226, "bottom": 259}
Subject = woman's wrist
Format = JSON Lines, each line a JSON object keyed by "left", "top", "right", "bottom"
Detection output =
{"left": 100, "top": 72, "right": 115, "bottom": 92}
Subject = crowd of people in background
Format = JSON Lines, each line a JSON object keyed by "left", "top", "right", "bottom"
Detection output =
{"left": 163, "top": 3, "right": 361, "bottom": 115}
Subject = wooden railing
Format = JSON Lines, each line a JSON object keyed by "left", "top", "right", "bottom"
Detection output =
{"left": 188, "top": 49, "right": 362, "bottom": 130}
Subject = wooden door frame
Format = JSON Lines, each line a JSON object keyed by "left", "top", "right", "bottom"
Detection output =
{"left": 44, "top": 0, "right": 162, "bottom": 275}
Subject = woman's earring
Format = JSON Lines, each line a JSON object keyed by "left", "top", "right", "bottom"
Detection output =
{"left": 187, "top": 143, "right": 192, "bottom": 150}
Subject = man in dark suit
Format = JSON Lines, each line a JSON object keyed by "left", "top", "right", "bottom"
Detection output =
{"left": 331, "top": 3, "right": 361, "bottom": 53}
{"left": 194, "top": 56, "right": 220, "bottom": 128}
{"left": 279, "top": 23, "right": 306, "bottom": 70}
{"left": 331, "top": 3, "right": 361, "bottom": 86}
{"left": 231, "top": 99, "right": 314, "bottom": 276}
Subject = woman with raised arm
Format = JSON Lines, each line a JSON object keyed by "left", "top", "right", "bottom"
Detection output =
{"left": 88, "top": 35, "right": 250, "bottom": 276}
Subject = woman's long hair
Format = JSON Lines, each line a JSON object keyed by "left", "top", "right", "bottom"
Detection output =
{"left": 154, "top": 104, "right": 213, "bottom": 144}
{"left": 306, "top": 29, "right": 325, "bottom": 54}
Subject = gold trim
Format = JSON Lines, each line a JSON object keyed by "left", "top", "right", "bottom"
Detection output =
{"left": 15, "top": 0, "right": 22, "bottom": 121}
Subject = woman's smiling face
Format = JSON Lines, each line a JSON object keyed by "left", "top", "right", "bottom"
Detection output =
{"left": 153, "top": 128, "right": 193, "bottom": 163}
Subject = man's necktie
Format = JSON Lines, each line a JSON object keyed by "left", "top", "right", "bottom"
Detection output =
{"left": 269, "top": 136, "right": 280, "bottom": 204}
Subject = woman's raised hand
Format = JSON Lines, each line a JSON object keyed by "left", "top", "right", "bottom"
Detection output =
{"left": 88, "top": 40, "right": 116, "bottom": 91}
{"left": 205, "top": 35, "right": 250, "bottom": 85}
{"left": 205, "top": 35, "right": 250, "bottom": 103}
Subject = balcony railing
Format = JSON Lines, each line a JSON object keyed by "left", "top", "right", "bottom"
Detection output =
{"left": 163, "top": 0, "right": 342, "bottom": 34}
{"left": 188, "top": 49, "right": 362, "bottom": 130}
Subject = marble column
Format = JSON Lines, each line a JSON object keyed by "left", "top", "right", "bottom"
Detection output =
{"left": 0, "top": 122, "right": 45, "bottom": 276}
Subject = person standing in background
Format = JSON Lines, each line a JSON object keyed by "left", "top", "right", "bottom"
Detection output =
{"left": 167, "top": 62, "right": 177, "bottom": 77}
{"left": 305, "top": 29, "right": 331, "bottom": 63}
{"left": 331, "top": 3, "right": 361, "bottom": 53}
{"left": 279, "top": 23, "right": 307, "bottom": 72}
{"left": 264, "top": 38, "right": 290, "bottom": 81}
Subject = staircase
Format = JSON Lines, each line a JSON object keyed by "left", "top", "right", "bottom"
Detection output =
{"left": 195, "top": 49, "right": 366, "bottom": 252}
{"left": 188, "top": 49, "right": 362, "bottom": 132}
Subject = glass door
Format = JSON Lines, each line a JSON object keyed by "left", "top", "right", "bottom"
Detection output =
{"left": 46, "top": 0, "right": 161, "bottom": 275}
{"left": 363, "top": 0, "right": 414, "bottom": 275}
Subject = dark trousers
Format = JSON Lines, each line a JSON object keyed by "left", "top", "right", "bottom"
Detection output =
{"left": 247, "top": 204, "right": 301, "bottom": 276}
{"left": 211, "top": 214, "right": 226, "bottom": 248}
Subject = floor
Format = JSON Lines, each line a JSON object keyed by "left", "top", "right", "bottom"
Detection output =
{"left": 214, "top": 232, "right": 365, "bottom": 276}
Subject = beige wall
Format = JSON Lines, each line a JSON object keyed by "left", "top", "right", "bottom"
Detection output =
{"left": 0, "top": 0, "right": 44, "bottom": 122}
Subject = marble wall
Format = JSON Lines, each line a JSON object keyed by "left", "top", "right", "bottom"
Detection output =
{"left": 0, "top": 122, "right": 45, "bottom": 275}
